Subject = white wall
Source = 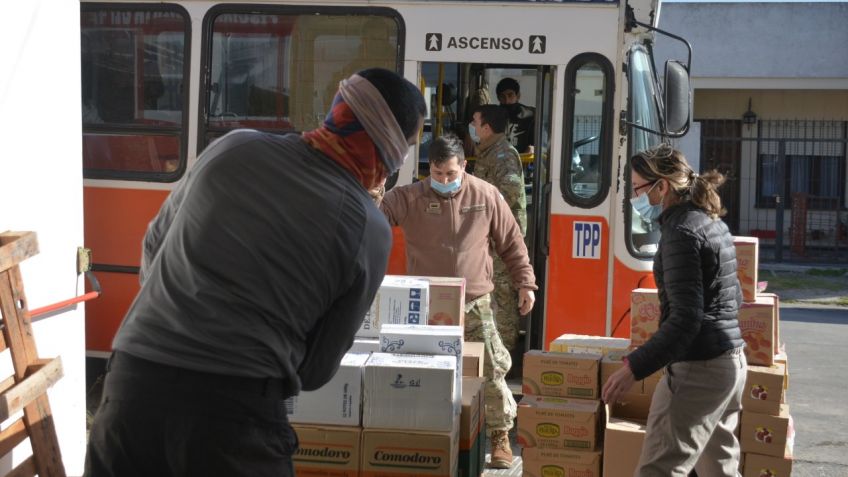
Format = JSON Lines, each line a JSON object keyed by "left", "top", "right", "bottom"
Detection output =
{"left": 0, "top": 2, "right": 86, "bottom": 475}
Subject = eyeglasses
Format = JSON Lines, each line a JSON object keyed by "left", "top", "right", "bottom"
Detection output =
{"left": 632, "top": 180, "right": 657, "bottom": 196}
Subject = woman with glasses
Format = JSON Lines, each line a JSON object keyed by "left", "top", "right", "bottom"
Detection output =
{"left": 602, "top": 144, "right": 746, "bottom": 476}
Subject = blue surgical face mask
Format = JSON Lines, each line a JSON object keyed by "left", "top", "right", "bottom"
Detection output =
{"left": 468, "top": 123, "right": 481, "bottom": 144}
{"left": 630, "top": 181, "right": 663, "bottom": 221}
{"left": 431, "top": 175, "right": 462, "bottom": 195}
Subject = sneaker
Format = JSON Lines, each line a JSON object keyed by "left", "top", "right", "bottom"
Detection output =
{"left": 489, "top": 430, "right": 513, "bottom": 469}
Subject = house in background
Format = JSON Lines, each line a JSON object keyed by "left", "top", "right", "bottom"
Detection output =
{"left": 654, "top": 0, "right": 848, "bottom": 260}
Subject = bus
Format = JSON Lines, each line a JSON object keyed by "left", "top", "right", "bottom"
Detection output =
{"left": 80, "top": 0, "right": 691, "bottom": 373}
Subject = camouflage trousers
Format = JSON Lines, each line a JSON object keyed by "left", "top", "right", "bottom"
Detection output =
{"left": 492, "top": 255, "right": 520, "bottom": 352}
{"left": 464, "top": 293, "right": 517, "bottom": 434}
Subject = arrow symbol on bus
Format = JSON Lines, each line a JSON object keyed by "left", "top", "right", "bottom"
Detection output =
{"left": 529, "top": 35, "right": 546, "bottom": 54}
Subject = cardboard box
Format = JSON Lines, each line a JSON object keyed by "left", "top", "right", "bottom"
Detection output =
{"left": 774, "top": 350, "right": 789, "bottom": 390}
{"left": 609, "top": 392, "right": 653, "bottom": 422}
{"left": 743, "top": 363, "right": 786, "bottom": 415}
{"left": 380, "top": 324, "right": 464, "bottom": 407}
{"left": 292, "top": 425, "right": 361, "bottom": 477}
{"left": 358, "top": 276, "right": 430, "bottom": 338}
{"left": 742, "top": 451, "right": 793, "bottom": 477}
{"left": 459, "top": 377, "right": 485, "bottom": 477}
{"left": 409, "top": 276, "right": 466, "bottom": 327}
{"left": 349, "top": 337, "right": 380, "bottom": 354}
{"left": 361, "top": 426, "right": 458, "bottom": 477}
{"left": 602, "top": 414, "right": 647, "bottom": 477}
{"left": 363, "top": 353, "right": 456, "bottom": 431}
{"left": 739, "top": 295, "right": 778, "bottom": 366}
{"left": 734, "top": 237, "right": 760, "bottom": 303}
{"left": 463, "top": 341, "right": 484, "bottom": 377}
{"left": 740, "top": 405, "right": 791, "bottom": 457}
{"left": 601, "top": 350, "right": 641, "bottom": 394}
{"left": 630, "top": 288, "right": 660, "bottom": 346}
{"left": 517, "top": 395, "right": 600, "bottom": 451}
{"left": 285, "top": 353, "right": 368, "bottom": 426}
{"left": 758, "top": 292, "right": 782, "bottom": 354}
{"left": 522, "top": 350, "right": 601, "bottom": 399}
{"left": 550, "top": 334, "right": 631, "bottom": 355}
{"left": 521, "top": 448, "right": 602, "bottom": 477}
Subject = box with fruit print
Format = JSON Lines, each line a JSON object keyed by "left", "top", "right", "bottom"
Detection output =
{"left": 742, "top": 451, "right": 793, "bottom": 477}
{"left": 522, "top": 350, "right": 601, "bottom": 399}
{"left": 740, "top": 405, "right": 793, "bottom": 458}
{"left": 739, "top": 295, "right": 778, "bottom": 366}
{"left": 630, "top": 288, "right": 660, "bottom": 346}
{"left": 742, "top": 363, "right": 786, "bottom": 415}
{"left": 734, "top": 236, "right": 759, "bottom": 303}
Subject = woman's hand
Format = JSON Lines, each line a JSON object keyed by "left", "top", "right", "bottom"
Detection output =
{"left": 602, "top": 363, "right": 637, "bottom": 404}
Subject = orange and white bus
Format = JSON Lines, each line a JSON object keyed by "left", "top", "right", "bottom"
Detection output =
{"left": 80, "top": 0, "right": 691, "bottom": 371}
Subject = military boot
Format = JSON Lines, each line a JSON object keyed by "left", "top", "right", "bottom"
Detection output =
{"left": 489, "top": 430, "right": 513, "bottom": 469}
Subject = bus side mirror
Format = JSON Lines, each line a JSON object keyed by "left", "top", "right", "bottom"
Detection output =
{"left": 663, "top": 60, "right": 690, "bottom": 137}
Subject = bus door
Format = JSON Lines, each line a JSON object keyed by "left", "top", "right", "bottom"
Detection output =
{"left": 407, "top": 62, "right": 555, "bottom": 360}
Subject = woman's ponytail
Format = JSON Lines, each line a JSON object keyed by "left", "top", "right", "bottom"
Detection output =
{"left": 690, "top": 170, "right": 726, "bottom": 219}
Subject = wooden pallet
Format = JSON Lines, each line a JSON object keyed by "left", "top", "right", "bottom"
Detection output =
{"left": 0, "top": 231, "right": 66, "bottom": 477}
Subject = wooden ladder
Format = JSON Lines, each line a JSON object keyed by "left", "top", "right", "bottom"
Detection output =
{"left": 0, "top": 231, "right": 66, "bottom": 477}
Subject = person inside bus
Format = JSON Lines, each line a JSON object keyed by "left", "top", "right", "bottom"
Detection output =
{"left": 373, "top": 134, "right": 537, "bottom": 470}
{"left": 468, "top": 105, "right": 527, "bottom": 354}
{"left": 496, "top": 77, "right": 536, "bottom": 154}
{"left": 602, "top": 144, "right": 745, "bottom": 477}
{"left": 84, "top": 68, "right": 426, "bottom": 477}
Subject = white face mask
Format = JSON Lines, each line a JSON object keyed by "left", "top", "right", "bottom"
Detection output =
{"left": 468, "top": 123, "right": 481, "bottom": 144}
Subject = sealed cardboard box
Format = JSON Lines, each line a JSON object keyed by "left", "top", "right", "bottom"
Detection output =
{"left": 522, "top": 350, "right": 601, "bottom": 399}
{"left": 285, "top": 353, "right": 368, "bottom": 426}
{"left": 758, "top": 292, "right": 782, "bottom": 354}
{"left": 734, "top": 236, "right": 759, "bottom": 303}
{"left": 463, "top": 341, "right": 484, "bottom": 377}
{"left": 774, "top": 350, "right": 789, "bottom": 390}
{"left": 460, "top": 377, "right": 485, "bottom": 477}
{"left": 517, "top": 395, "right": 600, "bottom": 451}
{"left": 602, "top": 412, "right": 646, "bottom": 477}
{"left": 358, "top": 276, "right": 430, "bottom": 338}
{"left": 522, "top": 448, "right": 602, "bottom": 477}
{"left": 409, "top": 276, "right": 466, "bottom": 327}
{"left": 380, "top": 324, "right": 464, "bottom": 407}
{"left": 361, "top": 426, "right": 458, "bottom": 477}
{"left": 743, "top": 363, "right": 786, "bottom": 415}
{"left": 630, "top": 288, "right": 660, "bottom": 346}
{"left": 742, "top": 450, "right": 793, "bottom": 477}
{"left": 550, "top": 334, "right": 630, "bottom": 355}
{"left": 363, "top": 353, "right": 456, "bottom": 431}
{"left": 740, "top": 405, "right": 791, "bottom": 457}
{"left": 739, "top": 295, "right": 777, "bottom": 366}
{"left": 292, "top": 425, "right": 361, "bottom": 477}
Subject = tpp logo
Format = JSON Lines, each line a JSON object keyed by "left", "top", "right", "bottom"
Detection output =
{"left": 573, "top": 221, "right": 602, "bottom": 259}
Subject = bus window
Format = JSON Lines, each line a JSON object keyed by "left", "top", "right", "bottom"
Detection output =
{"left": 201, "top": 8, "right": 401, "bottom": 148}
{"left": 627, "top": 45, "right": 664, "bottom": 255}
{"left": 562, "top": 54, "right": 613, "bottom": 205}
{"left": 81, "top": 6, "right": 189, "bottom": 180}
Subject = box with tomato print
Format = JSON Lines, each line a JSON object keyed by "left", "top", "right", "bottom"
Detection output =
{"left": 738, "top": 295, "right": 779, "bottom": 366}
{"left": 630, "top": 288, "right": 660, "bottom": 346}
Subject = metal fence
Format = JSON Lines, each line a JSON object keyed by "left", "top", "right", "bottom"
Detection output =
{"left": 699, "top": 119, "right": 848, "bottom": 263}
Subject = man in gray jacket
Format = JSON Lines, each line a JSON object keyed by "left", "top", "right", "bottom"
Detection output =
{"left": 84, "top": 68, "right": 426, "bottom": 477}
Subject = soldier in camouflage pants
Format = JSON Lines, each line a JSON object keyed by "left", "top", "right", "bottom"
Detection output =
{"left": 464, "top": 294, "right": 517, "bottom": 434}
{"left": 470, "top": 104, "right": 528, "bottom": 352}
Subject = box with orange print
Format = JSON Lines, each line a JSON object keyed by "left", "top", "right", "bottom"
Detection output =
{"left": 630, "top": 288, "right": 660, "bottom": 346}
{"left": 516, "top": 395, "right": 601, "bottom": 451}
{"left": 522, "top": 350, "right": 601, "bottom": 399}
{"left": 734, "top": 236, "right": 760, "bottom": 303}
{"left": 739, "top": 295, "right": 779, "bottom": 366}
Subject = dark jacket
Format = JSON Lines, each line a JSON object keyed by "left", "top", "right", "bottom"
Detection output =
{"left": 627, "top": 202, "right": 744, "bottom": 380}
{"left": 115, "top": 130, "right": 391, "bottom": 395}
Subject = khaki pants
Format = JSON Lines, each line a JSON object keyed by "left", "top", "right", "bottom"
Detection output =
{"left": 636, "top": 348, "right": 746, "bottom": 477}
{"left": 464, "top": 294, "right": 516, "bottom": 434}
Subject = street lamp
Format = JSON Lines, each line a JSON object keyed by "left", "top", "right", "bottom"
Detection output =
{"left": 742, "top": 98, "right": 757, "bottom": 126}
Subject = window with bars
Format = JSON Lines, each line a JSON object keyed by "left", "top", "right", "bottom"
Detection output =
{"left": 756, "top": 120, "right": 848, "bottom": 210}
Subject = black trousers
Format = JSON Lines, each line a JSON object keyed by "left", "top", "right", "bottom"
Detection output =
{"left": 84, "top": 352, "right": 298, "bottom": 477}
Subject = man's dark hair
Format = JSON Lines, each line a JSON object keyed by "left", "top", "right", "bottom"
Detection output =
{"left": 473, "top": 105, "right": 508, "bottom": 134}
{"left": 357, "top": 68, "right": 427, "bottom": 139}
{"left": 496, "top": 77, "right": 520, "bottom": 96}
{"left": 428, "top": 134, "right": 465, "bottom": 166}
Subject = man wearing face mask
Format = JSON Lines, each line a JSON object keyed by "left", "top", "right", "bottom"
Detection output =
{"left": 377, "top": 134, "right": 537, "bottom": 470}
{"left": 496, "top": 77, "right": 536, "bottom": 154}
{"left": 469, "top": 105, "right": 526, "bottom": 354}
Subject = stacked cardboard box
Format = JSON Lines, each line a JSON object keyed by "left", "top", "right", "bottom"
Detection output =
{"left": 549, "top": 334, "right": 630, "bottom": 355}
{"left": 357, "top": 276, "right": 431, "bottom": 338}
{"left": 460, "top": 377, "right": 486, "bottom": 477}
{"left": 519, "top": 350, "right": 603, "bottom": 476}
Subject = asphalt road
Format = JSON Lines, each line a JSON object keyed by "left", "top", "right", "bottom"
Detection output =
{"left": 780, "top": 305, "right": 848, "bottom": 476}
